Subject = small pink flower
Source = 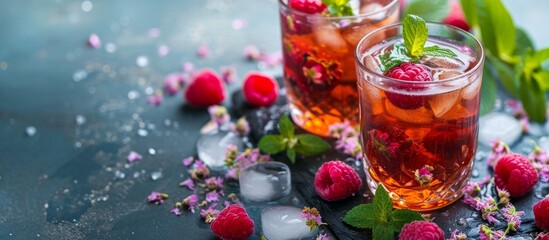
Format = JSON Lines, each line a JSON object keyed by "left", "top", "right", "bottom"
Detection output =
{"left": 148, "top": 91, "right": 163, "bottom": 106}
{"left": 205, "top": 191, "right": 219, "bottom": 202}
{"left": 182, "top": 62, "right": 194, "bottom": 73}
{"left": 127, "top": 151, "right": 143, "bottom": 163}
{"left": 148, "top": 28, "right": 161, "bottom": 38}
{"left": 259, "top": 51, "right": 283, "bottom": 67}
{"left": 189, "top": 160, "right": 210, "bottom": 180}
{"left": 163, "top": 73, "right": 186, "bottom": 95}
{"left": 182, "top": 194, "right": 199, "bottom": 213}
{"left": 519, "top": 117, "right": 529, "bottom": 133}
{"left": 197, "top": 45, "right": 210, "bottom": 58}
{"left": 505, "top": 99, "right": 526, "bottom": 118}
{"left": 243, "top": 45, "right": 261, "bottom": 61}
{"left": 158, "top": 45, "right": 170, "bottom": 57}
{"left": 448, "top": 230, "right": 467, "bottom": 240}
{"left": 182, "top": 156, "right": 195, "bottom": 167}
{"left": 487, "top": 140, "right": 511, "bottom": 168}
{"left": 229, "top": 117, "right": 250, "bottom": 136}
{"left": 179, "top": 178, "right": 195, "bottom": 191}
{"left": 316, "top": 234, "right": 330, "bottom": 240}
{"left": 87, "top": 33, "right": 101, "bottom": 48}
{"left": 301, "top": 207, "right": 324, "bottom": 231}
{"left": 414, "top": 165, "right": 434, "bottom": 187}
{"left": 208, "top": 105, "right": 230, "bottom": 127}
{"left": 200, "top": 206, "right": 220, "bottom": 223}
{"left": 170, "top": 208, "right": 182, "bottom": 216}
{"left": 204, "top": 177, "right": 224, "bottom": 192}
{"left": 147, "top": 191, "right": 168, "bottom": 205}
{"left": 224, "top": 168, "right": 238, "bottom": 180}
{"left": 500, "top": 203, "right": 524, "bottom": 231}
{"left": 220, "top": 66, "right": 237, "bottom": 84}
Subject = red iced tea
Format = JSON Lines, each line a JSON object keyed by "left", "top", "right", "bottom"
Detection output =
{"left": 356, "top": 23, "right": 484, "bottom": 210}
{"left": 278, "top": 0, "right": 399, "bottom": 136}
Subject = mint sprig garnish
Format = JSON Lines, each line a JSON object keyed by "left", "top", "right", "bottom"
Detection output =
{"left": 378, "top": 14, "right": 457, "bottom": 72}
{"left": 258, "top": 115, "right": 330, "bottom": 163}
{"left": 343, "top": 187, "right": 423, "bottom": 240}
{"left": 322, "top": 0, "right": 353, "bottom": 17}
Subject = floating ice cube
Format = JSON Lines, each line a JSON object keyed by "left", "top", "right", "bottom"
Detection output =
{"left": 197, "top": 130, "right": 244, "bottom": 169}
{"left": 423, "top": 56, "right": 467, "bottom": 72}
{"left": 239, "top": 162, "right": 291, "bottom": 202}
{"left": 385, "top": 99, "right": 434, "bottom": 124}
{"left": 429, "top": 90, "right": 460, "bottom": 118}
{"left": 312, "top": 22, "right": 349, "bottom": 54}
{"left": 479, "top": 112, "right": 522, "bottom": 146}
{"left": 261, "top": 206, "right": 318, "bottom": 240}
{"left": 360, "top": 3, "right": 384, "bottom": 20}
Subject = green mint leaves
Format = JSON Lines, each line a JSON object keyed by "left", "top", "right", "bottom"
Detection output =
{"left": 343, "top": 187, "right": 423, "bottom": 240}
{"left": 461, "top": 0, "right": 549, "bottom": 121}
{"left": 378, "top": 14, "right": 457, "bottom": 72}
{"left": 258, "top": 115, "right": 330, "bottom": 163}
{"left": 322, "top": 0, "right": 353, "bottom": 17}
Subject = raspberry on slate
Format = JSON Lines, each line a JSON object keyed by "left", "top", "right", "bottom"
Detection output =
{"left": 289, "top": 0, "right": 326, "bottom": 14}
{"left": 384, "top": 62, "right": 433, "bottom": 109}
{"left": 494, "top": 153, "right": 539, "bottom": 197}
{"left": 398, "top": 221, "right": 445, "bottom": 240}
{"left": 210, "top": 205, "right": 254, "bottom": 240}
{"left": 534, "top": 196, "right": 549, "bottom": 231}
{"left": 184, "top": 69, "right": 225, "bottom": 107}
{"left": 242, "top": 72, "right": 279, "bottom": 107}
{"left": 314, "top": 160, "right": 362, "bottom": 201}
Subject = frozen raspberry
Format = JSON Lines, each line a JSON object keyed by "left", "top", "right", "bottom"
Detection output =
{"left": 289, "top": 0, "right": 326, "bottom": 14}
{"left": 242, "top": 72, "right": 279, "bottom": 107}
{"left": 210, "top": 205, "right": 254, "bottom": 240}
{"left": 534, "top": 196, "right": 549, "bottom": 231}
{"left": 494, "top": 153, "right": 538, "bottom": 197}
{"left": 384, "top": 62, "right": 433, "bottom": 109}
{"left": 443, "top": 1, "right": 470, "bottom": 31}
{"left": 184, "top": 69, "right": 225, "bottom": 107}
{"left": 314, "top": 161, "right": 362, "bottom": 201}
{"left": 399, "top": 221, "right": 444, "bottom": 240}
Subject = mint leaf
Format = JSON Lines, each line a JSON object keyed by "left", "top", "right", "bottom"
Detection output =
{"left": 488, "top": 0, "right": 516, "bottom": 62}
{"left": 402, "top": 14, "right": 428, "bottom": 58}
{"left": 514, "top": 28, "right": 534, "bottom": 55}
{"left": 373, "top": 187, "right": 392, "bottom": 221}
{"left": 322, "top": 0, "right": 353, "bottom": 17}
{"left": 460, "top": 0, "right": 478, "bottom": 27}
{"left": 373, "top": 224, "right": 394, "bottom": 240}
{"left": 278, "top": 114, "right": 294, "bottom": 138}
{"left": 480, "top": 65, "right": 497, "bottom": 115}
{"left": 533, "top": 71, "right": 549, "bottom": 91}
{"left": 526, "top": 48, "right": 549, "bottom": 72}
{"left": 522, "top": 74, "right": 547, "bottom": 122}
{"left": 490, "top": 55, "right": 519, "bottom": 97}
{"left": 343, "top": 204, "right": 376, "bottom": 229}
{"left": 379, "top": 43, "right": 414, "bottom": 72}
{"left": 258, "top": 135, "right": 286, "bottom": 154}
{"left": 294, "top": 134, "right": 330, "bottom": 156}
{"left": 286, "top": 148, "right": 296, "bottom": 164}
{"left": 422, "top": 45, "right": 457, "bottom": 58}
{"left": 389, "top": 209, "right": 424, "bottom": 232}
{"left": 403, "top": 0, "right": 450, "bottom": 22}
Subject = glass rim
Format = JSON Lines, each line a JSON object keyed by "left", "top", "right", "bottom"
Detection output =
{"left": 278, "top": 0, "right": 399, "bottom": 21}
{"left": 354, "top": 22, "right": 485, "bottom": 85}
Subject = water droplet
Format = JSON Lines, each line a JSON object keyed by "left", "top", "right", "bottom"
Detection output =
{"left": 75, "top": 115, "right": 86, "bottom": 125}
{"left": 535, "top": 191, "right": 545, "bottom": 199}
{"left": 137, "top": 129, "right": 148, "bottom": 137}
{"left": 128, "top": 90, "right": 140, "bottom": 100}
{"left": 472, "top": 169, "right": 479, "bottom": 177}
{"left": 73, "top": 70, "right": 87, "bottom": 82}
{"left": 25, "top": 126, "right": 37, "bottom": 136}
{"left": 133, "top": 172, "right": 140, "bottom": 178}
{"left": 457, "top": 218, "right": 467, "bottom": 226}
{"left": 74, "top": 142, "right": 82, "bottom": 148}
{"left": 114, "top": 170, "right": 126, "bottom": 179}
{"left": 151, "top": 171, "right": 163, "bottom": 180}
{"left": 81, "top": 1, "right": 93, "bottom": 12}
{"left": 164, "top": 119, "right": 172, "bottom": 126}
{"left": 105, "top": 43, "right": 117, "bottom": 53}
{"left": 44, "top": 203, "right": 49, "bottom": 209}
{"left": 148, "top": 148, "right": 156, "bottom": 155}
{"left": 471, "top": 212, "right": 479, "bottom": 218}
{"left": 145, "top": 87, "right": 154, "bottom": 95}
{"left": 136, "top": 56, "right": 149, "bottom": 67}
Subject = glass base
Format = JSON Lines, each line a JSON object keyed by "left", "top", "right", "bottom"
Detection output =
{"left": 289, "top": 103, "right": 352, "bottom": 137}
{"left": 363, "top": 163, "right": 472, "bottom": 211}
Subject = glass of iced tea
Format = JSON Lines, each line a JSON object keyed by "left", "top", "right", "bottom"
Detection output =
{"left": 278, "top": 0, "right": 399, "bottom": 136}
{"left": 355, "top": 20, "right": 484, "bottom": 210}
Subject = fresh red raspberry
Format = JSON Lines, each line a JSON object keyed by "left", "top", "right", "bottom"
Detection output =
{"left": 184, "top": 69, "right": 225, "bottom": 107}
{"left": 289, "top": 0, "right": 326, "bottom": 14}
{"left": 534, "top": 196, "right": 549, "bottom": 231}
{"left": 494, "top": 153, "right": 538, "bottom": 197}
{"left": 314, "top": 160, "right": 363, "bottom": 201}
{"left": 243, "top": 72, "right": 279, "bottom": 107}
{"left": 384, "top": 62, "right": 433, "bottom": 109}
{"left": 399, "top": 221, "right": 445, "bottom": 240}
{"left": 210, "top": 205, "right": 254, "bottom": 240}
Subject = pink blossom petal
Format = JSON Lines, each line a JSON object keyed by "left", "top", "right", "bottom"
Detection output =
{"left": 220, "top": 66, "right": 237, "bottom": 84}
{"left": 197, "top": 45, "right": 210, "bottom": 58}
{"left": 163, "top": 73, "right": 184, "bottom": 95}
{"left": 158, "top": 45, "right": 170, "bottom": 57}
{"left": 182, "top": 62, "right": 194, "bottom": 73}
{"left": 243, "top": 45, "right": 261, "bottom": 61}
{"left": 170, "top": 208, "right": 182, "bottom": 216}
{"left": 182, "top": 156, "right": 195, "bottom": 167}
{"left": 205, "top": 191, "right": 219, "bottom": 202}
{"left": 147, "top": 92, "right": 163, "bottom": 106}
{"left": 148, "top": 28, "right": 161, "bottom": 38}
{"left": 179, "top": 178, "right": 196, "bottom": 191}
{"left": 232, "top": 19, "right": 247, "bottom": 30}
{"left": 127, "top": 151, "right": 143, "bottom": 163}
{"left": 88, "top": 34, "right": 101, "bottom": 48}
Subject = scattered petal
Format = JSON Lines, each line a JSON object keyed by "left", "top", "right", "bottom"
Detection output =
{"left": 243, "top": 45, "right": 261, "bottom": 61}
{"left": 127, "top": 151, "right": 143, "bottom": 163}
{"left": 182, "top": 62, "right": 195, "bottom": 73}
{"left": 147, "top": 191, "right": 168, "bottom": 205}
{"left": 158, "top": 45, "right": 170, "bottom": 57}
{"left": 232, "top": 19, "right": 247, "bottom": 30}
{"left": 148, "top": 28, "right": 161, "bottom": 38}
{"left": 179, "top": 178, "right": 196, "bottom": 191}
{"left": 197, "top": 45, "right": 210, "bottom": 58}
{"left": 170, "top": 208, "right": 182, "bottom": 216}
{"left": 229, "top": 117, "right": 250, "bottom": 136}
{"left": 182, "top": 156, "right": 195, "bottom": 167}
{"left": 301, "top": 207, "right": 325, "bottom": 231}
{"left": 200, "top": 206, "right": 220, "bottom": 223}
{"left": 208, "top": 105, "right": 230, "bottom": 127}
{"left": 163, "top": 73, "right": 185, "bottom": 95}
{"left": 147, "top": 91, "right": 163, "bottom": 106}
{"left": 88, "top": 34, "right": 101, "bottom": 48}
{"left": 205, "top": 191, "right": 219, "bottom": 202}
{"left": 220, "top": 66, "right": 237, "bottom": 84}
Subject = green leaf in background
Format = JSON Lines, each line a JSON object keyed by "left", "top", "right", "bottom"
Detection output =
{"left": 294, "top": 134, "right": 330, "bottom": 156}
{"left": 526, "top": 48, "right": 549, "bottom": 72}
{"left": 343, "top": 204, "right": 376, "bottom": 229}
{"left": 389, "top": 209, "right": 424, "bottom": 232}
{"left": 402, "top": 15, "right": 428, "bottom": 58}
{"left": 474, "top": 0, "right": 498, "bottom": 56}
{"left": 278, "top": 114, "right": 294, "bottom": 138}
{"left": 404, "top": 0, "right": 450, "bottom": 22}
{"left": 514, "top": 28, "right": 535, "bottom": 55}
{"left": 422, "top": 45, "right": 458, "bottom": 58}
{"left": 322, "top": 0, "right": 353, "bottom": 17}
{"left": 460, "top": 0, "right": 478, "bottom": 27}
{"left": 258, "top": 135, "right": 286, "bottom": 154}
{"left": 487, "top": 0, "right": 516, "bottom": 63}
{"left": 489, "top": 56, "right": 519, "bottom": 97}
{"left": 520, "top": 79, "right": 547, "bottom": 122}
{"left": 480, "top": 65, "right": 497, "bottom": 115}
{"left": 533, "top": 71, "right": 549, "bottom": 91}
{"left": 286, "top": 148, "right": 296, "bottom": 164}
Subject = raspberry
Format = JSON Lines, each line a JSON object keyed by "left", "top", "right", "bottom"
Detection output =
{"left": 289, "top": 0, "right": 326, "bottom": 14}
{"left": 443, "top": 1, "right": 470, "bottom": 31}
{"left": 314, "top": 160, "right": 362, "bottom": 201}
{"left": 210, "top": 205, "right": 254, "bottom": 240}
{"left": 494, "top": 153, "right": 538, "bottom": 197}
{"left": 184, "top": 69, "right": 225, "bottom": 107}
{"left": 384, "top": 62, "right": 433, "bottom": 109}
{"left": 534, "top": 196, "right": 549, "bottom": 231}
{"left": 242, "top": 72, "right": 279, "bottom": 107}
{"left": 399, "top": 221, "right": 445, "bottom": 240}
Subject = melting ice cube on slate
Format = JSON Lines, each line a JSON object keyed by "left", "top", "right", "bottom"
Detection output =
{"left": 479, "top": 112, "right": 522, "bottom": 146}
{"left": 261, "top": 206, "right": 318, "bottom": 240}
{"left": 197, "top": 130, "right": 244, "bottom": 169}
{"left": 239, "top": 162, "right": 291, "bottom": 202}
